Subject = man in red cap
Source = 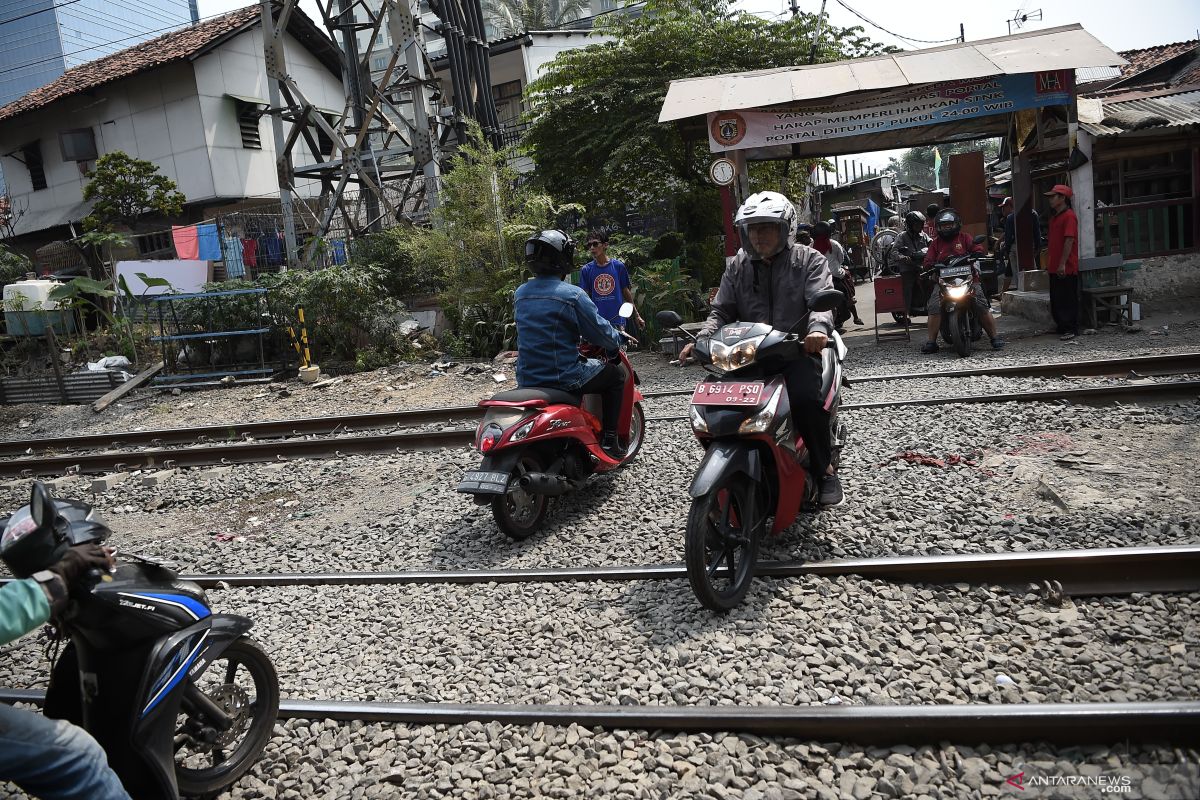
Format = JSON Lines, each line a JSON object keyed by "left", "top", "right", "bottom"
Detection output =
{"left": 1045, "top": 184, "right": 1079, "bottom": 340}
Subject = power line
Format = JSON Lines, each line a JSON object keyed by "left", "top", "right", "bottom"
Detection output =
{"left": 832, "top": 0, "right": 959, "bottom": 46}
{"left": 0, "top": 7, "right": 232, "bottom": 80}
{"left": 0, "top": 0, "right": 85, "bottom": 28}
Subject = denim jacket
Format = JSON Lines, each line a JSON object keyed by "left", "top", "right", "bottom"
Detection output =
{"left": 514, "top": 276, "right": 621, "bottom": 391}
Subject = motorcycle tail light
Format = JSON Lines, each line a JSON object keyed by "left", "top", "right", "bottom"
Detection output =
{"left": 478, "top": 423, "right": 503, "bottom": 453}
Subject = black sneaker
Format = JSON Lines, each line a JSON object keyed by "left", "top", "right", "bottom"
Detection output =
{"left": 819, "top": 473, "right": 844, "bottom": 506}
{"left": 991, "top": 337, "right": 1007, "bottom": 350}
{"left": 921, "top": 341, "right": 939, "bottom": 354}
{"left": 601, "top": 433, "right": 624, "bottom": 460}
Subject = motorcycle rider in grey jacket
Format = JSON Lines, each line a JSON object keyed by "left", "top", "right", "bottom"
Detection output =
{"left": 680, "top": 191, "right": 843, "bottom": 506}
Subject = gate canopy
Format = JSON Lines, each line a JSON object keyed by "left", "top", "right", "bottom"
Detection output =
{"left": 659, "top": 24, "right": 1126, "bottom": 160}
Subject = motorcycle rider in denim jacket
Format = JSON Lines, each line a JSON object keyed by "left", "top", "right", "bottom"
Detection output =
{"left": 514, "top": 230, "right": 627, "bottom": 459}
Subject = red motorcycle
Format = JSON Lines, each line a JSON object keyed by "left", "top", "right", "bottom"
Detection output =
{"left": 457, "top": 305, "right": 645, "bottom": 539}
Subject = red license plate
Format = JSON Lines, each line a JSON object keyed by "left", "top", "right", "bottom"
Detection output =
{"left": 692, "top": 381, "right": 766, "bottom": 406}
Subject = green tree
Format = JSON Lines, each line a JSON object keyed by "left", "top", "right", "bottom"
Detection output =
{"left": 524, "top": 0, "right": 893, "bottom": 227}
{"left": 483, "top": 0, "right": 590, "bottom": 37}
{"left": 82, "top": 151, "right": 186, "bottom": 231}
{"left": 0, "top": 244, "right": 32, "bottom": 288}
{"left": 885, "top": 139, "right": 1001, "bottom": 189}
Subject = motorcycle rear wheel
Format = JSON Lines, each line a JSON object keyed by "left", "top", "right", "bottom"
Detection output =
{"left": 175, "top": 637, "right": 280, "bottom": 799}
{"left": 685, "top": 474, "right": 761, "bottom": 611}
{"left": 491, "top": 453, "right": 548, "bottom": 539}
{"left": 949, "top": 308, "right": 972, "bottom": 357}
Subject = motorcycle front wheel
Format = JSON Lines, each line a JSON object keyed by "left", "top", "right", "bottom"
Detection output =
{"left": 491, "top": 453, "right": 548, "bottom": 539}
{"left": 949, "top": 308, "right": 972, "bottom": 357}
{"left": 619, "top": 403, "right": 646, "bottom": 465}
{"left": 685, "top": 474, "right": 761, "bottom": 611}
{"left": 175, "top": 637, "right": 280, "bottom": 798}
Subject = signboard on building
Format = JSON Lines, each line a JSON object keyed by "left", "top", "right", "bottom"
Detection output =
{"left": 708, "top": 71, "right": 1071, "bottom": 153}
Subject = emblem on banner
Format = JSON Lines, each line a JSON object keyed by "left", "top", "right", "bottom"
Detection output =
{"left": 1035, "top": 70, "right": 1069, "bottom": 95}
{"left": 710, "top": 112, "right": 747, "bottom": 147}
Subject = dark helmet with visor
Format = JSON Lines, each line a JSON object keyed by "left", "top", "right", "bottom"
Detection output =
{"left": 935, "top": 209, "right": 962, "bottom": 242}
{"left": 524, "top": 229, "right": 575, "bottom": 277}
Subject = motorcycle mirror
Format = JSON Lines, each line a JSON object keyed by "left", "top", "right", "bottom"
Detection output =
{"left": 29, "top": 482, "right": 52, "bottom": 528}
{"left": 656, "top": 310, "right": 683, "bottom": 328}
{"left": 810, "top": 289, "right": 845, "bottom": 313}
{"left": 618, "top": 301, "right": 634, "bottom": 319}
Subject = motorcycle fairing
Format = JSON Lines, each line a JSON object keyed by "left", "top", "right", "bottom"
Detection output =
{"left": 688, "top": 441, "right": 761, "bottom": 499}
{"left": 131, "top": 614, "right": 255, "bottom": 798}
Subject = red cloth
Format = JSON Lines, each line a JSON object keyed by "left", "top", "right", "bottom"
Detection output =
{"left": 242, "top": 239, "right": 258, "bottom": 268}
{"left": 1047, "top": 208, "right": 1079, "bottom": 275}
{"left": 923, "top": 232, "right": 984, "bottom": 267}
{"left": 811, "top": 234, "right": 831, "bottom": 255}
{"left": 171, "top": 225, "right": 199, "bottom": 259}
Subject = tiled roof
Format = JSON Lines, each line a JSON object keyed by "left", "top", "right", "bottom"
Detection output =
{"left": 0, "top": 6, "right": 337, "bottom": 125}
{"left": 1117, "top": 39, "right": 1198, "bottom": 77}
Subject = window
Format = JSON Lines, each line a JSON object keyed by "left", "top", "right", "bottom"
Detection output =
{"left": 22, "top": 142, "right": 46, "bottom": 191}
{"left": 231, "top": 98, "right": 265, "bottom": 149}
{"left": 372, "top": 55, "right": 387, "bottom": 71}
{"left": 59, "top": 128, "right": 97, "bottom": 162}
{"left": 491, "top": 80, "right": 521, "bottom": 101}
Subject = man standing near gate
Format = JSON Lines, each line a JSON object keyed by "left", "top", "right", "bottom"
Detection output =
{"left": 1045, "top": 185, "right": 1080, "bottom": 340}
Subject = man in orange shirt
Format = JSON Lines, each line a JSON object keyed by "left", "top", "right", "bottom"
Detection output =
{"left": 1044, "top": 184, "right": 1080, "bottom": 340}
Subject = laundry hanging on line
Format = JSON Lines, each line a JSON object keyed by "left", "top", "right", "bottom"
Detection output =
{"left": 171, "top": 225, "right": 199, "bottom": 259}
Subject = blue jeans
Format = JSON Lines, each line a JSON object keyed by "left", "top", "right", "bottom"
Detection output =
{"left": 0, "top": 704, "right": 130, "bottom": 799}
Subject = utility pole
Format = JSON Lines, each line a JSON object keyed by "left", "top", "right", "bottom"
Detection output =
{"left": 959, "top": 23, "right": 965, "bottom": 42}
{"left": 807, "top": 0, "right": 827, "bottom": 64}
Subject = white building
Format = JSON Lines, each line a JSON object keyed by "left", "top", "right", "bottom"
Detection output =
{"left": 0, "top": 6, "right": 346, "bottom": 248}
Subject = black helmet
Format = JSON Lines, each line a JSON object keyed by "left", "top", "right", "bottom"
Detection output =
{"left": 926, "top": 203, "right": 941, "bottom": 219}
{"left": 935, "top": 209, "right": 962, "bottom": 241}
{"left": 524, "top": 229, "right": 574, "bottom": 277}
{"left": 812, "top": 220, "right": 832, "bottom": 237}
{"left": 904, "top": 211, "right": 925, "bottom": 231}
{"left": 0, "top": 483, "right": 111, "bottom": 578}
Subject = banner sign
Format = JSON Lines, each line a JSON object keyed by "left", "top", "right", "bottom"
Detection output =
{"left": 708, "top": 70, "right": 1072, "bottom": 152}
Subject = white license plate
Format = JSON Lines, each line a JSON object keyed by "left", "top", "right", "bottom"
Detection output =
{"left": 940, "top": 265, "right": 972, "bottom": 278}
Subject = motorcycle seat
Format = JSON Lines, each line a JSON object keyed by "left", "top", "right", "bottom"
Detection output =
{"left": 484, "top": 387, "right": 582, "bottom": 407}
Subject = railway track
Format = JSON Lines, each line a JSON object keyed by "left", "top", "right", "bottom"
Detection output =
{"left": 3, "top": 544, "right": 1196, "bottom": 596}
{"left": 3, "top": 353, "right": 1197, "bottom": 461}
{"left": 0, "top": 687, "right": 1194, "bottom": 745}
{"left": 0, "top": 378, "right": 1196, "bottom": 477}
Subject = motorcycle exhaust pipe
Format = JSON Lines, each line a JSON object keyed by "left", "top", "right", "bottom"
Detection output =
{"left": 518, "top": 473, "right": 574, "bottom": 496}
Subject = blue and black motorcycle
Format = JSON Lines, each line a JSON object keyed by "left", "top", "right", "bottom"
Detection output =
{"left": 1, "top": 482, "right": 279, "bottom": 799}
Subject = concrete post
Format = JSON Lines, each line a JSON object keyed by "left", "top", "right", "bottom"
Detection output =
{"left": 1073, "top": 127, "right": 1096, "bottom": 259}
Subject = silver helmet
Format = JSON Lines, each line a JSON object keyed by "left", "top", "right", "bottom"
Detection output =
{"left": 734, "top": 191, "right": 797, "bottom": 259}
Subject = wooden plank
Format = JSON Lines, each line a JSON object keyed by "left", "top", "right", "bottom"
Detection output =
{"left": 91, "top": 361, "right": 163, "bottom": 413}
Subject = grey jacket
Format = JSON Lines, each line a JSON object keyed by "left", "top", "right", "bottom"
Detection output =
{"left": 888, "top": 230, "right": 930, "bottom": 272}
{"left": 699, "top": 244, "right": 835, "bottom": 338}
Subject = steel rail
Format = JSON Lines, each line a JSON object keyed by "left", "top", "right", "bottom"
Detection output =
{"left": 851, "top": 351, "right": 1200, "bottom": 384}
{"left": 3, "top": 545, "right": 1190, "bottom": 596}
{"left": 4, "top": 353, "right": 1197, "bottom": 459}
{"left": 637, "top": 352, "right": 1200, "bottom": 398}
{"left": 2, "top": 380, "right": 1196, "bottom": 477}
{"left": 0, "top": 688, "right": 1193, "bottom": 744}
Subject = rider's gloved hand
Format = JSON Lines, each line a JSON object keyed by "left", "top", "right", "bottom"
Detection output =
{"left": 49, "top": 544, "right": 114, "bottom": 587}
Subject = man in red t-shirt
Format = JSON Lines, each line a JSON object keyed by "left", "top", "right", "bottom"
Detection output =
{"left": 920, "top": 209, "right": 1006, "bottom": 353}
{"left": 1045, "top": 184, "right": 1080, "bottom": 340}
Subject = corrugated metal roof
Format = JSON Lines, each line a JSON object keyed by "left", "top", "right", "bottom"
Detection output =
{"left": 659, "top": 24, "right": 1126, "bottom": 123}
{"left": 1080, "top": 90, "right": 1200, "bottom": 136}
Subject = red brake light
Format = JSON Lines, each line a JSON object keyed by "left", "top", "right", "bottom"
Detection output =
{"left": 480, "top": 433, "right": 497, "bottom": 453}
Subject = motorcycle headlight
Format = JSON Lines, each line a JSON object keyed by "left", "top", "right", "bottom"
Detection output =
{"left": 710, "top": 335, "right": 765, "bottom": 371}
{"left": 945, "top": 284, "right": 970, "bottom": 300}
{"left": 689, "top": 404, "right": 708, "bottom": 433}
{"left": 508, "top": 418, "right": 536, "bottom": 442}
{"left": 738, "top": 386, "right": 783, "bottom": 435}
